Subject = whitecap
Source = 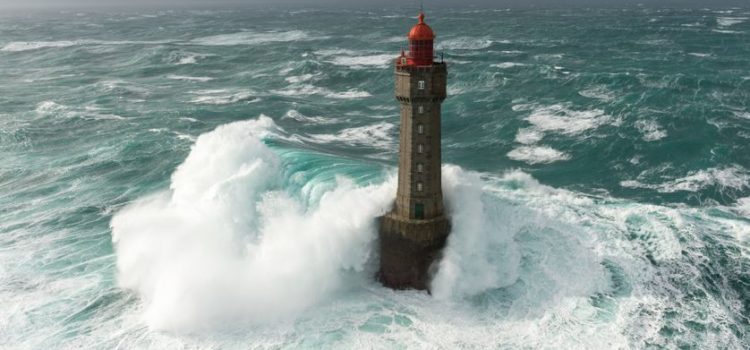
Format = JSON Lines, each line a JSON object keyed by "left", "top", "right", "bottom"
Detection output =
{"left": 526, "top": 104, "right": 614, "bottom": 136}
{"left": 733, "top": 111, "right": 750, "bottom": 120}
{"left": 381, "top": 36, "right": 405, "bottom": 43}
{"left": 1, "top": 39, "right": 171, "bottom": 52}
{"left": 514, "top": 128, "right": 544, "bottom": 145}
{"left": 634, "top": 119, "right": 667, "bottom": 142}
{"left": 437, "top": 37, "right": 493, "bottom": 50}
{"left": 717, "top": 17, "right": 747, "bottom": 27}
{"left": 178, "top": 55, "right": 198, "bottom": 65}
{"left": 326, "top": 54, "right": 394, "bottom": 69}
{"left": 507, "top": 145, "right": 571, "bottom": 164}
{"left": 189, "top": 89, "right": 257, "bottom": 105}
{"left": 282, "top": 110, "right": 337, "bottom": 124}
{"left": 325, "top": 89, "right": 371, "bottom": 99}
{"left": 578, "top": 86, "right": 616, "bottom": 102}
{"left": 491, "top": 62, "right": 527, "bottom": 69}
{"left": 168, "top": 52, "right": 213, "bottom": 65}
{"left": 688, "top": 52, "right": 713, "bottom": 58}
{"left": 307, "top": 122, "right": 395, "bottom": 150}
{"left": 620, "top": 165, "right": 750, "bottom": 193}
{"left": 272, "top": 84, "right": 370, "bottom": 100}
{"left": 284, "top": 73, "right": 318, "bottom": 84}
{"left": 271, "top": 84, "right": 329, "bottom": 97}
{"left": 166, "top": 75, "right": 214, "bottom": 82}
{"left": 735, "top": 197, "right": 750, "bottom": 216}
{"left": 712, "top": 29, "right": 743, "bottom": 34}
{"left": 35, "top": 101, "right": 66, "bottom": 114}
{"left": 35, "top": 101, "right": 126, "bottom": 120}
{"left": 2, "top": 40, "right": 79, "bottom": 51}
{"left": 190, "top": 30, "right": 316, "bottom": 46}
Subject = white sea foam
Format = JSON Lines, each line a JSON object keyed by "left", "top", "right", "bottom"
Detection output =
{"left": 525, "top": 104, "right": 615, "bottom": 136}
{"left": 190, "top": 30, "right": 317, "bottom": 46}
{"left": 307, "top": 122, "right": 395, "bottom": 149}
{"left": 381, "top": 36, "right": 406, "bottom": 43}
{"left": 732, "top": 111, "right": 750, "bottom": 120}
{"left": 284, "top": 73, "right": 318, "bottom": 84}
{"left": 34, "top": 101, "right": 126, "bottom": 120}
{"left": 326, "top": 54, "right": 394, "bottom": 69}
{"left": 507, "top": 146, "right": 571, "bottom": 164}
{"left": 579, "top": 85, "right": 616, "bottom": 102}
{"left": 712, "top": 29, "right": 743, "bottom": 34}
{"left": 2, "top": 40, "right": 79, "bottom": 51}
{"left": 620, "top": 165, "right": 750, "bottom": 193}
{"left": 166, "top": 75, "right": 214, "bottom": 82}
{"left": 271, "top": 84, "right": 328, "bottom": 97}
{"left": 1, "top": 39, "right": 171, "bottom": 52}
{"left": 325, "top": 89, "right": 371, "bottom": 99}
{"left": 491, "top": 62, "right": 527, "bottom": 69}
{"left": 188, "top": 89, "right": 257, "bottom": 105}
{"left": 735, "top": 197, "right": 750, "bottom": 216}
{"left": 178, "top": 55, "right": 197, "bottom": 64}
{"left": 35, "top": 101, "right": 66, "bottom": 114}
{"left": 635, "top": 119, "right": 668, "bottom": 142}
{"left": 514, "top": 128, "right": 544, "bottom": 144}
{"left": 688, "top": 52, "right": 713, "bottom": 58}
{"left": 272, "top": 84, "right": 370, "bottom": 100}
{"left": 717, "top": 17, "right": 747, "bottom": 27}
{"left": 437, "top": 37, "right": 493, "bottom": 50}
{"left": 282, "top": 110, "right": 336, "bottom": 124}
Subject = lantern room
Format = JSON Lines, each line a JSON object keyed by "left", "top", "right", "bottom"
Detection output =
{"left": 406, "top": 12, "right": 435, "bottom": 66}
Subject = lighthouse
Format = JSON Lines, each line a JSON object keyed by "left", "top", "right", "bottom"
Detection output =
{"left": 378, "top": 12, "right": 450, "bottom": 291}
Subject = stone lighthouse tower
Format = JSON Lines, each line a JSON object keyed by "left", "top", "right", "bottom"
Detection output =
{"left": 378, "top": 12, "right": 450, "bottom": 291}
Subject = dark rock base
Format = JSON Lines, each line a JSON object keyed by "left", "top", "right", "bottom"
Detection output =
{"left": 377, "top": 214, "right": 450, "bottom": 291}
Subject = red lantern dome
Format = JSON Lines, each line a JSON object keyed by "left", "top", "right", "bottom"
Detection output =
{"left": 408, "top": 12, "right": 435, "bottom": 41}
{"left": 406, "top": 12, "right": 435, "bottom": 66}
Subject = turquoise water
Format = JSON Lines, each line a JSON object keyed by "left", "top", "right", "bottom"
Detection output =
{"left": 1, "top": 6, "right": 749, "bottom": 349}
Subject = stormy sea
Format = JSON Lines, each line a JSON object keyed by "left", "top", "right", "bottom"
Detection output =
{"left": 1, "top": 5, "right": 749, "bottom": 349}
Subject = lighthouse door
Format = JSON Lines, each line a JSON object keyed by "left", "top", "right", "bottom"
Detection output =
{"left": 414, "top": 203, "right": 425, "bottom": 220}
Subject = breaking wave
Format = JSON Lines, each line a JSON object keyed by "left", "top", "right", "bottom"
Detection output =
{"left": 107, "top": 117, "right": 750, "bottom": 348}
{"left": 111, "top": 116, "right": 393, "bottom": 329}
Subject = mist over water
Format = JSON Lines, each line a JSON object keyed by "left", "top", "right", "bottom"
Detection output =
{"left": 1, "top": 5, "right": 749, "bottom": 349}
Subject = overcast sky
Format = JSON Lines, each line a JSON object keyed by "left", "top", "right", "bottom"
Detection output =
{"left": 0, "top": 0, "right": 746, "bottom": 9}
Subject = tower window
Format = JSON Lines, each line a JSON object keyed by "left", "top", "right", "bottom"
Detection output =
{"left": 418, "top": 80, "right": 425, "bottom": 90}
{"left": 414, "top": 203, "right": 424, "bottom": 219}
{"left": 418, "top": 144, "right": 424, "bottom": 153}
{"left": 417, "top": 124, "right": 424, "bottom": 134}
{"left": 417, "top": 163, "right": 423, "bottom": 173}
{"left": 417, "top": 182, "right": 423, "bottom": 192}
{"left": 418, "top": 105, "right": 424, "bottom": 114}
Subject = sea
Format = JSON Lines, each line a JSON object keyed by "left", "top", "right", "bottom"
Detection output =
{"left": 1, "top": 5, "right": 749, "bottom": 349}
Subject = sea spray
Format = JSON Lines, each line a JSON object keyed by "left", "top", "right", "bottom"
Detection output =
{"left": 111, "top": 116, "right": 619, "bottom": 331}
{"left": 111, "top": 116, "right": 394, "bottom": 330}
{"left": 431, "top": 166, "right": 522, "bottom": 299}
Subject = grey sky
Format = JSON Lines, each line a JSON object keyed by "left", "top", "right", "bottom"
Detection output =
{"left": 0, "top": 0, "right": 746, "bottom": 9}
